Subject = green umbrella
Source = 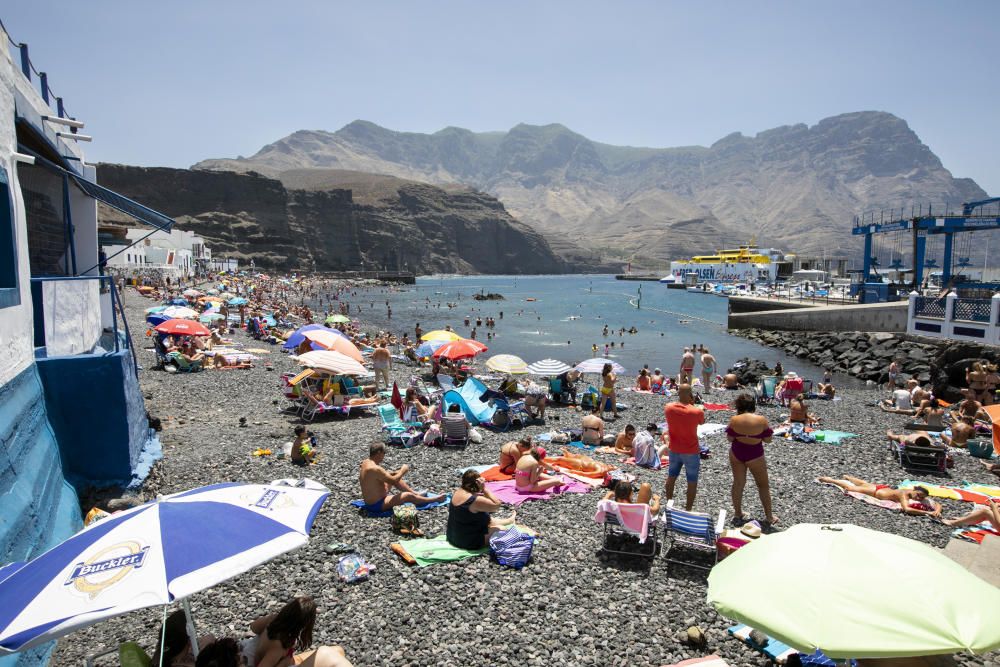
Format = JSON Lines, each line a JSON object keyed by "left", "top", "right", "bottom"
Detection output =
{"left": 325, "top": 314, "right": 350, "bottom": 324}
{"left": 707, "top": 523, "right": 1000, "bottom": 659}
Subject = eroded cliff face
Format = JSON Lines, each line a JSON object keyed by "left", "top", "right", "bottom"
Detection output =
{"left": 95, "top": 164, "right": 569, "bottom": 274}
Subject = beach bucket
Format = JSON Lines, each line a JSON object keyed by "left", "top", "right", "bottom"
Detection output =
{"left": 716, "top": 536, "right": 750, "bottom": 561}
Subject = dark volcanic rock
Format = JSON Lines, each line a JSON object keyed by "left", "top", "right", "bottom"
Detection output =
{"left": 96, "top": 164, "right": 574, "bottom": 275}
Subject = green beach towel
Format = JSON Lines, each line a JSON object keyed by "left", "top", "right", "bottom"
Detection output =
{"left": 811, "top": 430, "right": 857, "bottom": 445}
{"left": 402, "top": 535, "right": 488, "bottom": 567}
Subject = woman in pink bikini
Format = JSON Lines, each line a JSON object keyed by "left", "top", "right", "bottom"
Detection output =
{"left": 725, "top": 394, "right": 778, "bottom": 527}
{"left": 514, "top": 447, "right": 564, "bottom": 493}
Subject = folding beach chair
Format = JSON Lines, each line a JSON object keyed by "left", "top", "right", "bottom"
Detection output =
{"left": 594, "top": 500, "right": 659, "bottom": 561}
{"left": 441, "top": 413, "right": 471, "bottom": 448}
{"left": 887, "top": 438, "right": 947, "bottom": 473}
{"left": 755, "top": 376, "right": 778, "bottom": 405}
{"left": 378, "top": 403, "right": 421, "bottom": 446}
{"left": 661, "top": 500, "right": 726, "bottom": 570}
{"left": 164, "top": 351, "right": 202, "bottom": 373}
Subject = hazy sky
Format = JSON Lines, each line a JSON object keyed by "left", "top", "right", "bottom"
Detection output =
{"left": 4, "top": 1, "right": 997, "bottom": 193}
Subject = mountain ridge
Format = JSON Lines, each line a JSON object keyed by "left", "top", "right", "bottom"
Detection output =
{"left": 194, "top": 111, "right": 988, "bottom": 264}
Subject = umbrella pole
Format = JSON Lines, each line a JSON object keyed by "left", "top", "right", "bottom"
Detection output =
{"left": 182, "top": 598, "right": 199, "bottom": 659}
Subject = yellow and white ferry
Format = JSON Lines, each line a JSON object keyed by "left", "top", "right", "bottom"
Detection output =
{"left": 665, "top": 243, "right": 784, "bottom": 284}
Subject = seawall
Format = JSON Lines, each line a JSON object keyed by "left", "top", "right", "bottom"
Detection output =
{"left": 728, "top": 299, "right": 908, "bottom": 333}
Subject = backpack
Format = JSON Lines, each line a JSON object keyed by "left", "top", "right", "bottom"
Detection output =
{"left": 489, "top": 527, "right": 535, "bottom": 569}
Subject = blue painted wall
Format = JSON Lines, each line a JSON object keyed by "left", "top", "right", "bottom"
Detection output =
{"left": 36, "top": 350, "right": 148, "bottom": 486}
{"left": 0, "top": 365, "right": 82, "bottom": 667}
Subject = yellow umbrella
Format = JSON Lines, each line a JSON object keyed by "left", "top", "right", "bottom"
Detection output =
{"left": 420, "top": 330, "right": 462, "bottom": 342}
{"left": 486, "top": 354, "right": 528, "bottom": 374}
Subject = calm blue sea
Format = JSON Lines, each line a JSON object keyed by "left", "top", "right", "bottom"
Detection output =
{"left": 345, "top": 274, "right": 840, "bottom": 383}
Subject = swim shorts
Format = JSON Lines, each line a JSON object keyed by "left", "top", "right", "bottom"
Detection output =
{"left": 667, "top": 451, "right": 700, "bottom": 482}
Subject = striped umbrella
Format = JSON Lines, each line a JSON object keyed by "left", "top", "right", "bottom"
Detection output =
{"left": 527, "top": 359, "right": 572, "bottom": 375}
{"left": 296, "top": 350, "right": 368, "bottom": 376}
{"left": 574, "top": 358, "right": 625, "bottom": 374}
{"left": 486, "top": 354, "right": 528, "bottom": 374}
{"left": 0, "top": 479, "right": 329, "bottom": 655}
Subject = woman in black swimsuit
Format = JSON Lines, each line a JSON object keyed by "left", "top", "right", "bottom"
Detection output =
{"left": 446, "top": 470, "right": 518, "bottom": 549}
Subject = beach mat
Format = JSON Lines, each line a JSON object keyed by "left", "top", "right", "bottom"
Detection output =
{"left": 701, "top": 403, "right": 731, "bottom": 411}
{"left": 811, "top": 430, "right": 858, "bottom": 445}
{"left": 480, "top": 465, "right": 514, "bottom": 482}
{"left": 728, "top": 624, "right": 798, "bottom": 664}
{"left": 484, "top": 478, "right": 590, "bottom": 506}
{"left": 698, "top": 423, "right": 727, "bottom": 437}
{"left": 350, "top": 496, "right": 450, "bottom": 518}
{"left": 457, "top": 464, "right": 496, "bottom": 476}
{"left": 953, "top": 521, "right": 1000, "bottom": 544}
{"left": 395, "top": 535, "right": 488, "bottom": 567}
{"left": 899, "top": 480, "right": 990, "bottom": 504}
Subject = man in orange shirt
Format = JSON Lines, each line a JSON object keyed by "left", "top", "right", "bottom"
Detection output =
{"left": 663, "top": 384, "right": 705, "bottom": 510}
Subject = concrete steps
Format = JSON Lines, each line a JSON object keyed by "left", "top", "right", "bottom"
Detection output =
{"left": 943, "top": 534, "right": 1000, "bottom": 587}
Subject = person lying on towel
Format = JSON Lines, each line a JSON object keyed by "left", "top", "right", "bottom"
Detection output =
{"left": 818, "top": 475, "right": 941, "bottom": 517}
{"left": 603, "top": 480, "right": 660, "bottom": 514}
{"left": 548, "top": 448, "right": 613, "bottom": 476}
{"left": 358, "top": 442, "right": 445, "bottom": 514}
{"left": 943, "top": 496, "right": 1000, "bottom": 532}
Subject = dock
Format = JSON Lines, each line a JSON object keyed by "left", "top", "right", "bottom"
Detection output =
{"left": 615, "top": 274, "right": 686, "bottom": 288}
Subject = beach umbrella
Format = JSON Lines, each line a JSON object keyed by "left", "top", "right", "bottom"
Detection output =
{"left": 325, "top": 314, "right": 350, "bottom": 324}
{"left": 432, "top": 339, "right": 488, "bottom": 361}
{"left": 707, "top": 523, "right": 1000, "bottom": 658}
{"left": 219, "top": 292, "right": 236, "bottom": 300}
{"left": 486, "top": 354, "right": 528, "bottom": 374}
{"left": 0, "top": 479, "right": 329, "bottom": 655}
{"left": 145, "top": 306, "right": 167, "bottom": 314}
{"left": 415, "top": 339, "right": 446, "bottom": 358}
{"left": 205, "top": 289, "right": 219, "bottom": 295}
{"left": 296, "top": 350, "right": 368, "bottom": 376}
{"left": 199, "top": 313, "right": 226, "bottom": 324}
{"left": 146, "top": 313, "right": 171, "bottom": 327}
{"left": 182, "top": 289, "right": 202, "bottom": 298}
{"left": 302, "top": 331, "right": 364, "bottom": 362}
{"left": 155, "top": 319, "right": 211, "bottom": 337}
{"left": 167, "top": 298, "right": 189, "bottom": 306}
{"left": 575, "top": 358, "right": 625, "bottom": 374}
{"left": 161, "top": 306, "right": 198, "bottom": 320}
{"left": 420, "top": 330, "right": 462, "bottom": 342}
{"left": 283, "top": 324, "right": 335, "bottom": 350}
{"left": 527, "top": 359, "right": 572, "bottom": 375}
{"left": 227, "top": 297, "right": 249, "bottom": 306}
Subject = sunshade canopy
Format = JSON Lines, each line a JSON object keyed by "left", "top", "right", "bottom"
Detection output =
{"left": 527, "top": 359, "right": 572, "bottom": 375}
{"left": 161, "top": 306, "right": 198, "bottom": 320}
{"left": 155, "top": 319, "right": 211, "bottom": 337}
{"left": 707, "top": 523, "right": 1000, "bottom": 658}
{"left": 486, "top": 354, "right": 528, "bottom": 374}
{"left": 296, "top": 350, "right": 368, "bottom": 376}
{"left": 575, "top": 358, "right": 625, "bottom": 374}
{"left": 301, "top": 331, "right": 364, "bottom": 362}
{"left": 420, "top": 330, "right": 462, "bottom": 342}
{"left": 432, "top": 339, "right": 487, "bottom": 361}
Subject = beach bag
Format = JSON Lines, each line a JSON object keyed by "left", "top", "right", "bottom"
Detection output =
{"left": 336, "top": 553, "right": 374, "bottom": 583}
{"left": 391, "top": 504, "right": 420, "bottom": 535}
{"left": 469, "top": 427, "right": 484, "bottom": 444}
{"left": 489, "top": 527, "right": 535, "bottom": 569}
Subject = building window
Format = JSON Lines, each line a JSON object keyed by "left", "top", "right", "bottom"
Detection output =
{"left": 0, "top": 165, "right": 20, "bottom": 308}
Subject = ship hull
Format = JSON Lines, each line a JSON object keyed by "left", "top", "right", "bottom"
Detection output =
{"left": 669, "top": 261, "right": 776, "bottom": 283}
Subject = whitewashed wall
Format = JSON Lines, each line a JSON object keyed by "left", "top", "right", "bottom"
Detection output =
{"left": 0, "top": 31, "right": 36, "bottom": 385}
{"left": 41, "top": 279, "right": 101, "bottom": 356}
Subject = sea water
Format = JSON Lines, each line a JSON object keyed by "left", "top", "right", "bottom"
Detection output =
{"left": 348, "top": 274, "right": 842, "bottom": 383}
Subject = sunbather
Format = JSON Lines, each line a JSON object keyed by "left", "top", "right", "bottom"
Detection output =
{"left": 951, "top": 391, "right": 984, "bottom": 422}
{"left": 613, "top": 424, "right": 636, "bottom": 454}
{"left": 636, "top": 369, "right": 651, "bottom": 391}
{"left": 403, "top": 387, "right": 436, "bottom": 423}
{"left": 942, "top": 497, "right": 1000, "bottom": 531}
{"left": 446, "top": 470, "right": 519, "bottom": 549}
{"left": 514, "top": 447, "right": 564, "bottom": 493}
{"left": 722, "top": 373, "right": 741, "bottom": 390}
{"left": 727, "top": 394, "right": 779, "bottom": 526}
{"left": 581, "top": 413, "right": 605, "bottom": 446}
{"left": 786, "top": 394, "right": 817, "bottom": 426}
{"left": 193, "top": 638, "right": 240, "bottom": 667}
{"left": 523, "top": 380, "right": 548, "bottom": 419}
{"left": 942, "top": 416, "right": 977, "bottom": 447}
{"left": 817, "top": 476, "right": 941, "bottom": 516}
{"left": 551, "top": 447, "right": 609, "bottom": 474}
{"left": 817, "top": 381, "right": 836, "bottom": 398}
{"left": 359, "top": 442, "right": 445, "bottom": 513}
{"left": 914, "top": 398, "right": 945, "bottom": 429}
{"left": 242, "top": 596, "right": 353, "bottom": 667}
{"left": 880, "top": 387, "right": 915, "bottom": 414}
{"left": 604, "top": 480, "right": 660, "bottom": 514}
{"left": 886, "top": 430, "right": 942, "bottom": 449}
{"left": 499, "top": 437, "right": 533, "bottom": 475}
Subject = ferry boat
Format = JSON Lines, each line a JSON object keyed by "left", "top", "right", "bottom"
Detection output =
{"left": 669, "top": 243, "right": 784, "bottom": 284}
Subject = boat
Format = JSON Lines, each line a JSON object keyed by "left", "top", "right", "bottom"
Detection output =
{"left": 668, "top": 241, "right": 784, "bottom": 284}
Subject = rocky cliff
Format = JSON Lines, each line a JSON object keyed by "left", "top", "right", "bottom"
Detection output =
{"left": 195, "top": 112, "right": 989, "bottom": 266}
{"left": 95, "top": 164, "right": 572, "bottom": 274}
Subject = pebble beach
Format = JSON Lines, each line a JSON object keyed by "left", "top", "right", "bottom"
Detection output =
{"left": 53, "top": 286, "right": 999, "bottom": 667}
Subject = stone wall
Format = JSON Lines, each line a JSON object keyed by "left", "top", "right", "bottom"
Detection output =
{"left": 734, "top": 328, "right": 1000, "bottom": 400}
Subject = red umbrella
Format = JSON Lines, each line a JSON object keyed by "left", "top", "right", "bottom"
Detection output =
{"left": 432, "top": 338, "right": 488, "bottom": 361}
{"left": 154, "top": 319, "right": 211, "bottom": 336}
{"left": 391, "top": 381, "right": 404, "bottom": 418}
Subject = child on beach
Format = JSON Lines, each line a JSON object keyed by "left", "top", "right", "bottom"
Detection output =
{"left": 291, "top": 426, "right": 317, "bottom": 465}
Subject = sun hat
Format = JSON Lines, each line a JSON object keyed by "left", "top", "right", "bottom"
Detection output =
{"left": 785, "top": 371, "right": 798, "bottom": 379}
{"left": 740, "top": 521, "right": 763, "bottom": 538}
{"left": 536, "top": 446, "right": 547, "bottom": 458}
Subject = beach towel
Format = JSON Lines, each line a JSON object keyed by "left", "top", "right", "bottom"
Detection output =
{"left": 546, "top": 456, "right": 614, "bottom": 479}
{"left": 954, "top": 521, "right": 1000, "bottom": 544}
{"left": 701, "top": 403, "right": 731, "bottom": 411}
{"left": 816, "top": 479, "right": 902, "bottom": 511}
{"left": 457, "top": 464, "right": 496, "bottom": 476}
{"left": 349, "top": 497, "right": 449, "bottom": 518}
{"left": 697, "top": 423, "right": 727, "bottom": 438}
{"left": 484, "top": 478, "right": 590, "bottom": 506}
{"left": 395, "top": 535, "right": 488, "bottom": 567}
{"left": 899, "top": 480, "right": 990, "bottom": 504}
{"left": 564, "top": 440, "right": 596, "bottom": 451}
{"left": 594, "top": 499, "right": 653, "bottom": 543}
{"left": 728, "top": 624, "right": 798, "bottom": 664}
{"left": 962, "top": 482, "right": 1000, "bottom": 497}
{"left": 811, "top": 430, "right": 858, "bottom": 445}
{"left": 480, "top": 465, "right": 514, "bottom": 482}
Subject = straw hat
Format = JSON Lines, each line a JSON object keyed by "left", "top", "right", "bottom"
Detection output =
{"left": 740, "top": 522, "right": 762, "bottom": 538}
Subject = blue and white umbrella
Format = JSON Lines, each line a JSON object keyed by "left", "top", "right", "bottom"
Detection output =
{"left": 415, "top": 339, "right": 447, "bottom": 358}
{"left": 0, "top": 479, "right": 329, "bottom": 655}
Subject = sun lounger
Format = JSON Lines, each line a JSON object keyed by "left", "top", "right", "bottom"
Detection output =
{"left": 888, "top": 437, "right": 948, "bottom": 472}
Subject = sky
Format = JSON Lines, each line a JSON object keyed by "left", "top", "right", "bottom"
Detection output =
{"left": 4, "top": 1, "right": 997, "bottom": 194}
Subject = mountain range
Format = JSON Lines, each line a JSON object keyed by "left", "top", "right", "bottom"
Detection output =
{"left": 194, "top": 111, "right": 988, "bottom": 265}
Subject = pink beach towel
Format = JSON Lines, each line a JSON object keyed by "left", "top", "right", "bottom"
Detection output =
{"left": 485, "top": 477, "right": 590, "bottom": 506}
{"left": 594, "top": 499, "right": 653, "bottom": 543}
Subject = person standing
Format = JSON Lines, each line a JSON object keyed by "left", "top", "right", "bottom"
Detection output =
{"left": 725, "top": 394, "right": 778, "bottom": 526}
{"left": 679, "top": 347, "right": 695, "bottom": 384}
{"left": 371, "top": 340, "right": 392, "bottom": 390}
{"left": 663, "top": 384, "right": 705, "bottom": 510}
{"left": 700, "top": 348, "right": 717, "bottom": 392}
{"left": 886, "top": 359, "right": 899, "bottom": 391}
